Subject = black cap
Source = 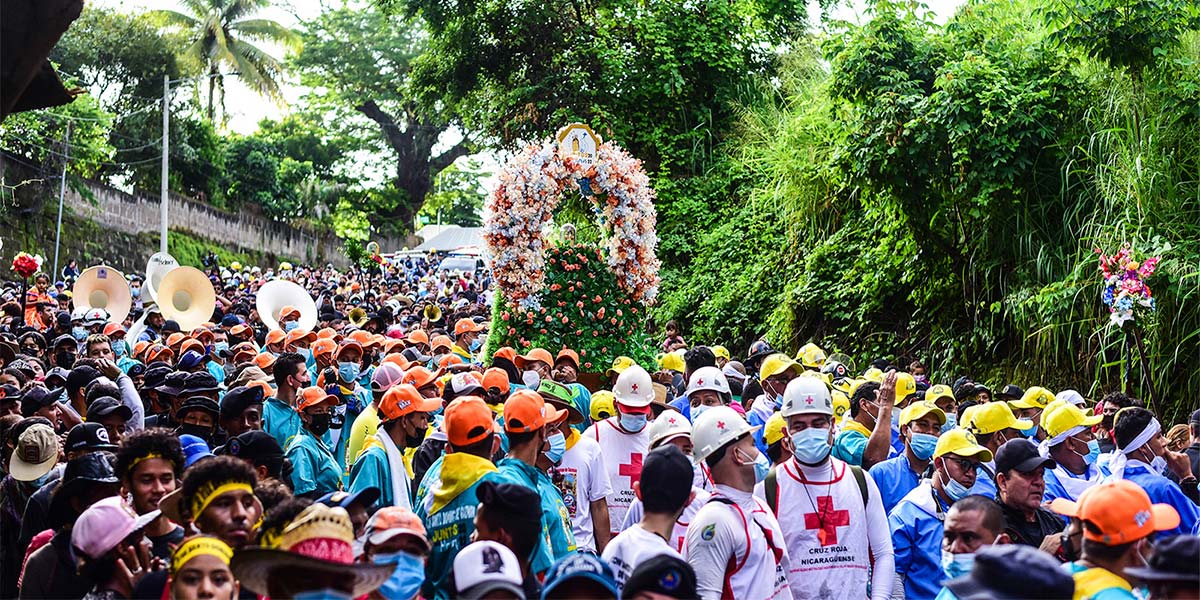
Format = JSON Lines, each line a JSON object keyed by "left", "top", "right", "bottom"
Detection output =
{"left": 641, "top": 445, "right": 694, "bottom": 511}
{"left": 126, "top": 362, "right": 147, "bottom": 378}
{"left": 52, "top": 334, "right": 76, "bottom": 349}
{"left": 224, "top": 430, "right": 283, "bottom": 463}
{"left": 66, "top": 365, "right": 102, "bottom": 396}
{"left": 86, "top": 396, "right": 133, "bottom": 422}
{"left": 998, "top": 384, "right": 1025, "bottom": 400}
{"left": 56, "top": 312, "right": 72, "bottom": 326}
{"left": 43, "top": 367, "right": 70, "bottom": 388}
{"left": 162, "top": 320, "right": 181, "bottom": 334}
{"left": 21, "top": 386, "right": 64, "bottom": 417}
{"left": 1190, "top": 409, "right": 1200, "bottom": 426}
{"left": 142, "top": 365, "right": 173, "bottom": 390}
{"left": 994, "top": 439, "right": 1056, "bottom": 475}
{"left": 182, "top": 372, "right": 220, "bottom": 395}
{"left": 48, "top": 452, "right": 120, "bottom": 527}
{"left": 220, "top": 385, "right": 265, "bottom": 420}
{"left": 0, "top": 384, "right": 20, "bottom": 404}
{"left": 155, "top": 371, "right": 188, "bottom": 396}
{"left": 621, "top": 554, "right": 697, "bottom": 600}
{"left": 944, "top": 544, "right": 1074, "bottom": 600}
{"left": 65, "top": 422, "right": 118, "bottom": 453}
{"left": 401, "top": 347, "right": 432, "bottom": 364}
{"left": 176, "top": 396, "right": 220, "bottom": 420}
{"left": 1125, "top": 535, "right": 1200, "bottom": 584}
{"left": 318, "top": 487, "right": 381, "bottom": 512}
{"left": 475, "top": 481, "right": 541, "bottom": 528}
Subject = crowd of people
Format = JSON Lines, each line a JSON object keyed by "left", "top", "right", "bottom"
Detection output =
{"left": 0, "top": 255, "right": 1196, "bottom": 600}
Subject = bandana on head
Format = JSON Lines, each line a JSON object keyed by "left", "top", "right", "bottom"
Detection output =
{"left": 188, "top": 481, "right": 253, "bottom": 521}
{"left": 170, "top": 536, "right": 233, "bottom": 574}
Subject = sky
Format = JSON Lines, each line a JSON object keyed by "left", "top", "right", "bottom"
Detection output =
{"left": 93, "top": 0, "right": 969, "bottom": 135}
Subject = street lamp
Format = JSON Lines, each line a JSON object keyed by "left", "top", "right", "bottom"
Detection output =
{"left": 161, "top": 72, "right": 238, "bottom": 254}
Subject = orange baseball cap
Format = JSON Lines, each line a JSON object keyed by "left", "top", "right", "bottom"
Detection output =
{"left": 336, "top": 341, "right": 363, "bottom": 360}
{"left": 247, "top": 379, "right": 275, "bottom": 399}
{"left": 555, "top": 349, "right": 580, "bottom": 369}
{"left": 279, "top": 306, "right": 301, "bottom": 321}
{"left": 1050, "top": 479, "right": 1180, "bottom": 545}
{"left": 266, "top": 329, "right": 287, "bottom": 347}
{"left": 253, "top": 352, "right": 277, "bottom": 371}
{"left": 445, "top": 397, "right": 495, "bottom": 446}
{"left": 311, "top": 339, "right": 337, "bottom": 359}
{"left": 438, "top": 354, "right": 464, "bottom": 369}
{"left": 190, "top": 328, "right": 214, "bottom": 343}
{"left": 364, "top": 506, "right": 429, "bottom": 551}
{"left": 230, "top": 324, "right": 252, "bottom": 338}
{"left": 514, "top": 348, "right": 553, "bottom": 370}
{"left": 482, "top": 368, "right": 510, "bottom": 395}
{"left": 285, "top": 328, "right": 316, "bottom": 347}
{"left": 103, "top": 323, "right": 126, "bottom": 338}
{"left": 298, "top": 386, "right": 341, "bottom": 411}
{"left": 233, "top": 348, "right": 257, "bottom": 365}
{"left": 179, "top": 339, "right": 205, "bottom": 356}
{"left": 402, "top": 366, "right": 438, "bottom": 390}
{"left": 379, "top": 384, "right": 441, "bottom": 421}
{"left": 146, "top": 344, "right": 174, "bottom": 364}
{"left": 316, "top": 327, "right": 339, "bottom": 340}
{"left": 347, "top": 330, "right": 376, "bottom": 348}
{"left": 406, "top": 330, "right": 430, "bottom": 346}
{"left": 132, "top": 340, "right": 150, "bottom": 360}
{"left": 430, "top": 335, "right": 454, "bottom": 352}
{"left": 492, "top": 346, "right": 516, "bottom": 363}
{"left": 166, "top": 332, "right": 186, "bottom": 348}
{"left": 454, "top": 318, "right": 485, "bottom": 336}
{"left": 382, "top": 353, "right": 411, "bottom": 370}
{"left": 382, "top": 339, "right": 405, "bottom": 354}
{"left": 503, "top": 389, "right": 565, "bottom": 433}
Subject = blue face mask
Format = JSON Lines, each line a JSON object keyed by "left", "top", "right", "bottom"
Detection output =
{"left": 338, "top": 361, "right": 361, "bottom": 384}
{"left": 130, "top": 286, "right": 141, "bottom": 298}
{"left": 545, "top": 431, "right": 566, "bottom": 464}
{"left": 1021, "top": 423, "right": 1039, "bottom": 438}
{"left": 373, "top": 551, "right": 425, "bottom": 600}
{"left": 909, "top": 432, "right": 939, "bottom": 461}
{"left": 941, "top": 463, "right": 973, "bottom": 502}
{"left": 690, "top": 404, "right": 709, "bottom": 423}
{"left": 619, "top": 412, "right": 648, "bottom": 433}
{"left": 791, "top": 427, "right": 832, "bottom": 465}
{"left": 940, "top": 413, "right": 958, "bottom": 434}
{"left": 469, "top": 338, "right": 482, "bottom": 352}
{"left": 1083, "top": 439, "right": 1101, "bottom": 466}
{"left": 941, "top": 549, "right": 974, "bottom": 579}
{"left": 293, "top": 589, "right": 354, "bottom": 600}
{"left": 752, "top": 450, "right": 771, "bottom": 482}
{"left": 284, "top": 321, "right": 299, "bottom": 332}
{"left": 112, "top": 340, "right": 128, "bottom": 358}
{"left": 213, "top": 341, "right": 230, "bottom": 356}
{"left": 71, "top": 326, "right": 87, "bottom": 341}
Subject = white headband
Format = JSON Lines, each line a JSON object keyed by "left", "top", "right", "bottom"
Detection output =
{"left": 1107, "top": 417, "right": 1161, "bottom": 481}
{"left": 1038, "top": 424, "right": 1088, "bottom": 458}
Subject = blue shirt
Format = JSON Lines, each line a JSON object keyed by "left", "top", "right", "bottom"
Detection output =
{"left": 870, "top": 454, "right": 924, "bottom": 515}
{"left": 889, "top": 481, "right": 949, "bottom": 600}
{"left": 1122, "top": 463, "right": 1200, "bottom": 535}
{"left": 348, "top": 445, "right": 394, "bottom": 508}
{"left": 832, "top": 422, "right": 870, "bottom": 466}
{"left": 285, "top": 428, "right": 343, "bottom": 497}
{"left": 493, "top": 458, "right": 575, "bottom": 575}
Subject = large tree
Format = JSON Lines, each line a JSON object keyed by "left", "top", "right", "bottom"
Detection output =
{"left": 151, "top": 0, "right": 298, "bottom": 122}
{"left": 293, "top": 4, "right": 471, "bottom": 233}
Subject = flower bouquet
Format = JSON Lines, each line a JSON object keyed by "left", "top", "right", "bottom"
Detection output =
{"left": 1096, "top": 245, "right": 1159, "bottom": 327}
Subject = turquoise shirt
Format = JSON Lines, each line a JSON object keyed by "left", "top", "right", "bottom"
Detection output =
{"left": 263, "top": 397, "right": 301, "bottom": 450}
{"left": 348, "top": 445, "right": 394, "bottom": 508}
{"left": 493, "top": 458, "right": 575, "bottom": 575}
{"left": 833, "top": 427, "right": 869, "bottom": 466}
{"left": 569, "top": 383, "right": 593, "bottom": 433}
{"left": 285, "top": 428, "right": 343, "bottom": 497}
{"left": 415, "top": 455, "right": 500, "bottom": 600}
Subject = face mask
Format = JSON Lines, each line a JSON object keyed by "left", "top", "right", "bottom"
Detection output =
{"left": 293, "top": 590, "right": 353, "bottom": 600}
{"left": 891, "top": 408, "right": 902, "bottom": 429}
{"left": 521, "top": 370, "right": 541, "bottom": 389}
{"left": 177, "top": 423, "right": 212, "bottom": 443}
{"left": 1021, "top": 423, "right": 1039, "bottom": 438}
{"left": 791, "top": 427, "right": 832, "bottom": 465}
{"left": 28, "top": 470, "right": 55, "bottom": 490}
{"left": 942, "top": 465, "right": 972, "bottom": 502}
{"left": 752, "top": 450, "right": 771, "bottom": 482}
{"left": 284, "top": 321, "right": 299, "bottom": 332}
{"left": 297, "top": 347, "right": 313, "bottom": 361}
{"left": 131, "top": 287, "right": 141, "bottom": 298}
{"left": 112, "top": 340, "right": 128, "bottom": 358}
{"left": 940, "top": 414, "right": 958, "bottom": 434}
{"left": 545, "top": 431, "right": 566, "bottom": 464}
{"left": 619, "top": 412, "right": 648, "bottom": 433}
{"left": 941, "top": 549, "right": 975, "bottom": 579}
{"left": 1149, "top": 455, "right": 1167, "bottom": 475}
{"left": 72, "top": 326, "right": 87, "bottom": 341}
{"left": 338, "top": 361, "right": 360, "bottom": 384}
{"left": 373, "top": 551, "right": 425, "bottom": 600}
{"left": 690, "top": 404, "right": 709, "bottom": 423}
{"left": 1071, "top": 438, "right": 1101, "bottom": 466}
{"left": 307, "top": 412, "right": 332, "bottom": 437}
{"left": 213, "top": 341, "right": 230, "bottom": 356}
{"left": 405, "top": 422, "right": 428, "bottom": 448}
{"left": 910, "top": 432, "right": 939, "bottom": 461}
{"left": 469, "top": 338, "right": 482, "bottom": 352}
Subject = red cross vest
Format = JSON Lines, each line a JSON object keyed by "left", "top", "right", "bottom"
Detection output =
{"left": 587, "top": 416, "right": 649, "bottom": 534}
{"left": 771, "top": 457, "right": 872, "bottom": 599}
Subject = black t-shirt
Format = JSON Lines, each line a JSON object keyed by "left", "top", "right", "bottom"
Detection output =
{"left": 1186, "top": 443, "right": 1200, "bottom": 479}
{"left": 148, "top": 525, "right": 185, "bottom": 561}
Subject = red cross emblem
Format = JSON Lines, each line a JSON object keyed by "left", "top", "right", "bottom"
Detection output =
{"left": 668, "top": 416, "right": 677, "bottom": 425}
{"left": 631, "top": 383, "right": 639, "bottom": 392}
{"left": 716, "top": 421, "right": 725, "bottom": 430}
{"left": 618, "top": 453, "right": 643, "bottom": 486}
{"left": 804, "top": 496, "right": 850, "bottom": 546}
{"left": 805, "top": 396, "right": 814, "bottom": 405}
{"left": 697, "top": 379, "right": 704, "bottom": 386}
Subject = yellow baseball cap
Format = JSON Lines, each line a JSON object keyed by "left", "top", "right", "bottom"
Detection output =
{"left": 894, "top": 372, "right": 918, "bottom": 402}
{"left": 862, "top": 367, "right": 883, "bottom": 383}
{"left": 832, "top": 388, "right": 851, "bottom": 419}
{"left": 760, "top": 353, "right": 802, "bottom": 380}
{"left": 1008, "top": 386, "right": 1056, "bottom": 410}
{"left": 711, "top": 346, "right": 731, "bottom": 361}
{"left": 934, "top": 428, "right": 993, "bottom": 461}
{"left": 1040, "top": 399, "right": 1102, "bottom": 440}
{"left": 763, "top": 411, "right": 788, "bottom": 446}
{"left": 656, "top": 351, "right": 686, "bottom": 373}
{"left": 606, "top": 356, "right": 636, "bottom": 376}
{"left": 925, "top": 384, "right": 955, "bottom": 404}
{"left": 590, "top": 390, "right": 616, "bottom": 421}
{"left": 900, "top": 401, "right": 946, "bottom": 428}
{"left": 963, "top": 402, "right": 1032, "bottom": 435}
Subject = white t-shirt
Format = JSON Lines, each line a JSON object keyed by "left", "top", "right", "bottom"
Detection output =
{"left": 554, "top": 434, "right": 613, "bottom": 552}
{"left": 584, "top": 417, "right": 650, "bottom": 534}
{"left": 685, "top": 484, "right": 792, "bottom": 600}
{"left": 622, "top": 486, "right": 711, "bottom": 551}
{"left": 601, "top": 524, "right": 682, "bottom": 589}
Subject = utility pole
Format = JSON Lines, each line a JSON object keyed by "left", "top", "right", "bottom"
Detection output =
{"left": 52, "top": 121, "right": 71, "bottom": 278}
{"left": 160, "top": 74, "right": 170, "bottom": 254}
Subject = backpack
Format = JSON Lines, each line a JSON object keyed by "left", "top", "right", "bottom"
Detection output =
{"left": 764, "top": 462, "right": 869, "bottom": 514}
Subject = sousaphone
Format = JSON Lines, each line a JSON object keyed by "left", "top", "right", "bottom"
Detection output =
{"left": 257, "top": 279, "right": 317, "bottom": 332}
{"left": 144, "top": 252, "right": 179, "bottom": 304}
{"left": 73, "top": 266, "right": 132, "bottom": 323}
{"left": 156, "top": 266, "right": 216, "bottom": 331}
{"left": 423, "top": 303, "right": 442, "bottom": 323}
{"left": 348, "top": 307, "right": 369, "bottom": 328}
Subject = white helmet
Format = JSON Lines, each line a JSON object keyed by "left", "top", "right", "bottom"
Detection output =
{"left": 684, "top": 366, "right": 730, "bottom": 399}
{"left": 647, "top": 411, "right": 692, "bottom": 448}
{"left": 613, "top": 365, "right": 654, "bottom": 408}
{"left": 692, "top": 405, "right": 758, "bottom": 462}
{"left": 781, "top": 377, "right": 833, "bottom": 418}
{"left": 83, "top": 308, "right": 109, "bottom": 326}
{"left": 71, "top": 307, "right": 88, "bottom": 322}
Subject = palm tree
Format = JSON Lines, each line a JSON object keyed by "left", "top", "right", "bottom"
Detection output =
{"left": 152, "top": 0, "right": 299, "bottom": 122}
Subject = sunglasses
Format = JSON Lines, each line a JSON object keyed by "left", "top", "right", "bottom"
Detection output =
{"left": 946, "top": 457, "right": 981, "bottom": 473}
